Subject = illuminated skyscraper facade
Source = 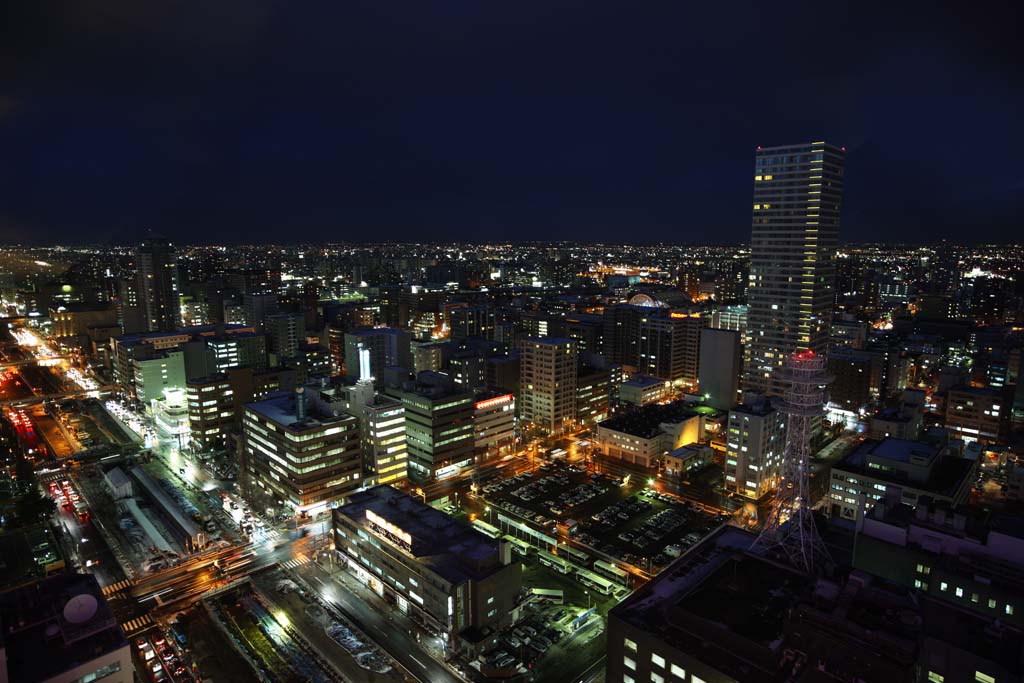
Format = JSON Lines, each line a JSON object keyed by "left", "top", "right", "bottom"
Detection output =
{"left": 743, "top": 142, "right": 845, "bottom": 396}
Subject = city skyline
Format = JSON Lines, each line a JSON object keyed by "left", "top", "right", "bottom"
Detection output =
{"left": 2, "top": 3, "right": 1022, "bottom": 245}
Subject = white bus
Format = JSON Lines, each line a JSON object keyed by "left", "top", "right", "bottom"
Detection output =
{"left": 593, "top": 559, "right": 630, "bottom": 586}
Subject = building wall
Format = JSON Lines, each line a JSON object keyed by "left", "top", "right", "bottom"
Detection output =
{"left": 520, "top": 337, "right": 577, "bottom": 433}
{"left": 698, "top": 327, "right": 741, "bottom": 411}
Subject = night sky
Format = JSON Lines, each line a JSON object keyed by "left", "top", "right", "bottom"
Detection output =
{"left": 1, "top": 1, "right": 1021, "bottom": 245}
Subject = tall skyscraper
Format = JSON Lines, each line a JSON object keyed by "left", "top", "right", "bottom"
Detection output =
{"left": 743, "top": 142, "right": 845, "bottom": 396}
{"left": 136, "top": 236, "right": 181, "bottom": 332}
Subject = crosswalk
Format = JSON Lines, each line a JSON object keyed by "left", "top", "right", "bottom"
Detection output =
{"left": 122, "top": 613, "right": 154, "bottom": 634}
{"left": 281, "top": 555, "right": 310, "bottom": 570}
{"left": 102, "top": 578, "right": 133, "bottom": 597}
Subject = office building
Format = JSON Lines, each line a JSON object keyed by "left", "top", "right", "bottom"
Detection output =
{"left": 827, "top": 347, "right": 882, "bottom": 413}
{"left": 602, "top": 304, "right": 646, "bottom": 369}
{"left": 186, "top": 374, "right": 235, "bottom": 452}
{"left": 868, "top": 388, "right": 926, "bottom": 441}
{"left": 743, "top": 142, "right": 845, "bottom": 396}
{"left": 386, "top": 373, "right": 475, "bottom": 481}
{"left": 619, "top": 375, "right": 670, "bottom": 407}
{"left": 723, "top": 393, "right": 785, "bottom": 499}
{"left": 853, "top": 496, "right": 1024, "bottom": 633}
{"left": 332, "top": 485, "right": 522, "bottom": 655}
{"left": 242, "top": 386, "right": 363, "bottom": 515}
{"left": 344, "top": 328, "right": 412, "bottom": 380}
{"left": 449, "top": 305, "right": 496, "bottom": 340}
{"left": 136, "top": 236, "right": 181, "bottom": 332}
{"left": 473, "top": 391, "right": 516, "bottom": 459}
{"left": 829, "top": 435, "right": 975, "bottom": 521}
{"left": 945, "top": 385, "right": 1010, "bottom": 443}
{"left": 607, "top": 527, "right": 933, "bottom": 683}
{"left": 133, "top": 349, "right": 186, "bottom": 404}
{"left": 638, "top": 312, "right": 706, "bottom": 386}
{"left": 698, "top": 327, "right": 741, "bottom": 410}
{"left": 0, "top": 573, "right": 132, "bottom": 683}
{"left": 520, "top": 337, "right": 577, "bottom": 434}
{"left": 576, "top": 362, "right": 621, "bottom": 425}
{"left": 323, "top": 379, "right": 409, "bottom": 487}
{"left": 411, "top": 340, "right": 446, "bottom": 374}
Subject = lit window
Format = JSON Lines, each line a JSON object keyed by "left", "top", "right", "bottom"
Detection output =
{"left": 988, "top": 599, "right": 997, "bottom": 609}
{"left": 624, "top": 656, "right": 636, "bottom": 671}
{"left": 928, "top": 673, "right": 944, "bottom": 683}
{"left": 652, "top": 675, "right": 664, "bottom": 683}
{"left": 670, "top": 664, "right": 686, "bottom": 679}
{"left": 956, "top": 587, "right": 964, "bottom": 598}
{"left": 652, "top": 653, "right": 665, "bottom": 668}
{"left": 975, "top": 673, "right": 995, "bottom": 683}
{"left": 624, "top": 638, "right": 637, "bottom": 652}
{"left": 940, "top": 582, "right": 948, "bottom": 592}
{"left": 1007, "top": 604, "right": 1015, "bottom": 616}
{"left": 624, "top": 677, "right": 635, "bottom": 683}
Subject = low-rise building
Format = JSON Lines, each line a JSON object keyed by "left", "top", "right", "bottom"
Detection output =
{"left": 595, "top": 401, "right": 706, "bottom": 468}
{"left": 0, "top": 573, "right": 132, "bottom": 683}
{"left": 829, "top": 436, "right": 975, "bottom": 521}
{"left": 333, "top": 485, "right": 522, "bottom": 655}
{"left": 663, "top": 443, "right": 713, "bottom": 480}
{"left": 619, "top": 375, "right": 670, "bottom": 407}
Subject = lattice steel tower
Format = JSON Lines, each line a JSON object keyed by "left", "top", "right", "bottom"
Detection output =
{"left": 752, "top": 350, "right": 831, "bottom": 574}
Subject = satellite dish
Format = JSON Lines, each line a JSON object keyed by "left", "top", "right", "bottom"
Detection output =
{"left": 63, "top": 593, "right": 98, "bottom": 624}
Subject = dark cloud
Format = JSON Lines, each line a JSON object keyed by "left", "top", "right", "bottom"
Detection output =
{"left": 0, "top": 0, "right": 1021, "bottom": 244}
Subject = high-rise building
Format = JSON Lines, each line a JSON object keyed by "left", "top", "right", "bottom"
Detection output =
{"left": 698, "top": 327, "right": 741, "bottom": 410}
{"left": 242, "top": 386, "right": 363, "bottom": 515}
{"left": 637, "top": 312, "right": 706, "bottom": 386}
{"left": 385, "top": 373, "right": 475, "bottom": 481}
{"left": 743, "top": 142, "right": 845, "bottom": 396}
{"left": 473, "top": 391, "right": 516, "bottom": 459}
{"left": 267, "top": 311, "right": 306, "bottom": 362}
{"left": 723, "top": 392, "right": 785, "bottom": 499}
{"left": 520, "top": 337, "right": 577, "bottom": 434}
{"left": 449, "top": 305, "right": 496, "bottom": 340}
{"left": 344, "top": 328, "right": 412, "bottom": 380}
{"left": 136, "top": 236, "right": 181, "bottom": 332}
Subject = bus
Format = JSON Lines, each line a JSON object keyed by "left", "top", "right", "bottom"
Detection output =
{"left": 472, "top": 519, "right": 501, "bottom": 539}
{"left": 562, "top": 545, "right": 589, "bottom": 566}
{"left": 530, "top": 588, "right": 564, "bottom": 604}
{"left": 576, "top": 568, "right": 615, "bottom": 595}
{"left": 538, "top": 549, "right": 573, "bottom": 575}
{"left": 593, "top": 559, "right": 630, "bottom": 586}
{"left": 503, "top": 534, "right": 532, "bottom": 556}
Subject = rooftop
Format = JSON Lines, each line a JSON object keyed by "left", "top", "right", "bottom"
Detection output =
{"left": 246, "top": 387, "right": 355, "bottom": 431}
{"left": 621, "top": 375, "right": 665, "bottom": 389}
{"left": 837, "top": 438, "right": 974, "bottom": 497}
{"left": 336, "top": 485, "right": 503, "bottom": 585}
{"left": 0, "top": 573, "right": 128, "bottom": 683}
{"left": 598, "top": 400, "right": 702, "bottom": 439}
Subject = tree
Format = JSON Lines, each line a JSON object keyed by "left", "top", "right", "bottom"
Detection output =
{"left": 13, "top": 491, "right": 55, "bottom": 527}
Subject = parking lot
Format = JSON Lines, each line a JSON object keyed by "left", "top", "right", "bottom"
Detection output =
{"left": 476, "top": 460, "right": 725, "bottom": 574}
